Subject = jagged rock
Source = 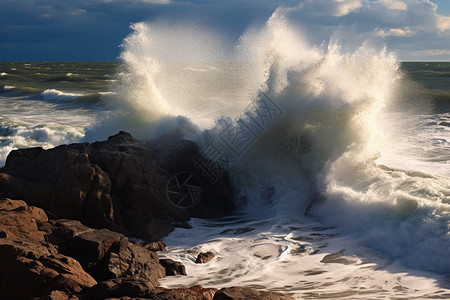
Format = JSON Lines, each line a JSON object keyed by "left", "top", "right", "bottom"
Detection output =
{"left": 0, "top": 131, "right": 235, "bottom": 241}
{"left": 83, "top": 281, "right": 217, "bottom": 300}
{"left": 0, "top": 199, "right": 97, "bottom": 299}
{"left": 35, "top": 290, "right": 79, "bottom": 300}
{"left": 0, "top": 241, "right": 96, "bottom": 300}
{"left": 159, "top": 258, "right": 187, "bottom": 276}
{"left": 0, "top": 199, "right": 293, "bottom": 300}
{"left": 0, "top": 142, "right": 116, "bottom": 230}
{"left": 46, "top": 219, "right": 165, "bottom": 284}
{"left": 36, "top": 290, "right": 80, "bottom": 300}
{"left": 195, "top": 251, "right": 215, "bottom": 264}
{"left": 141, "top": 240, "right": 167, "bottom": 252}
{"left": 0, "top": 198, "right": 48, "bottom": 243}
{"left": 0, "top": 132, "right": 259, "bottom": 299}
{"left": 150, "top": 285, "right": 218, "bottom": 300}
{"left": 173, "top": 221, "right": 193, "bottom": 229}
{"left": 213, "top": 287, "right": 294, "bottom": 300}
{"left": 82, "top": 277, "right": 155, "bottom": 299}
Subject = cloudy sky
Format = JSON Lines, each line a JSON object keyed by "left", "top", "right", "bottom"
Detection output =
{"left": 1, "top": 0, "right": 449, "bottom": 61}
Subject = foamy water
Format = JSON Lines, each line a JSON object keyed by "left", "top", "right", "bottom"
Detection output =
{"left": 160, "top": 215, "right": 449, "bottom": 299}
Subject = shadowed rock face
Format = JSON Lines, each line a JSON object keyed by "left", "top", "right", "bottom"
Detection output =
{"left": 0, "top": 130, "right": 235, "bottom": 241}
{"left": 45, "top": 219, "right": 166, "bottom": 284}
{"left": 195, "top": 251, "right": 215, "bottom": 264}
{"left": 159, "top": 258, "right": 187, "bottom": 276}
{"left": 0, "top": 198, "right": 168, "bottom": 299}
{"left": 148, "top": 128, "right": 236, "bottom": 219}
{"left": 83, "top": 281, "right": 218, "bottom": 300}
{"left": 213, "top": 286, "right": 294, "bottom": 300}
{"left": 0, "top": 199, "right": 97, "bottom": 300}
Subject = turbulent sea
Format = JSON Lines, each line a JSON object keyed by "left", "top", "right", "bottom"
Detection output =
{"left": 1, "top": 14, "right": 450, "bottom": 299}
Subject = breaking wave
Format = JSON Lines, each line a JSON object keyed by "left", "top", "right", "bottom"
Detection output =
{"left": 105, "top": 7, "right": 450, "bottom": 275}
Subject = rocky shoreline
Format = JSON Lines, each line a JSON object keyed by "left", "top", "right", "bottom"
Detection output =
{"left": 0, "top": 131, "right": 293, "bottom": 299}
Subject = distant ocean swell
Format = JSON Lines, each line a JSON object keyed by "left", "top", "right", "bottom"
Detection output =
{"left": 1, "top": 86, "right": 110, "bottom": 104}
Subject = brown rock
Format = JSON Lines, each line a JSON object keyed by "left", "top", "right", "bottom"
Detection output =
{"left": 47, "top": 219, "right": 165, "bottom": 284}
{"left": 141, "top": 240, "right": 167, "bottom": 252}
{"left": 195, "top": 251, "right": 214, "bottom": 264}
{"left": 0, "top": 198, "right": 49, "bottom": 244}
{"left": 89, "top": 284, "right": 217, "bottom": 300}
{"left": 0, "top": 131, "right": 198, "bottom": 241}
{"left": 36, "top": 290, "right": 80, "bottom": 300}
{"left": 0, "top": 131, "right": 240, "bottom": 298}
{"left": 0, "top": 199, "right": 97, "bottom": 299}
{"left": 0, "top": 130, "right": 236, "bottom": 242}
{"left": 82, "top": 277, "right": 154, "bottom": 299}
{"left": 151, "top": 285, "right": 218, "bottom": 300}
{"left": 159, "top": 258, "right": 187, "bottom": 276}
{"left": 0, "top": 142, "right": 116, "bottom": 230}
{"left": 0, "top": 240, "right": 96, "bottom": 300}
{"left": 0, "top": 198, "right": 28, "bottom": 210}
{"left": 213, "top": 287, "right": 294, "bottom": 300}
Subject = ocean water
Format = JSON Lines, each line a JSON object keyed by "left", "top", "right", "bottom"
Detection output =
{"left": 1, "top": 11, "right": 450, "bottom": 299}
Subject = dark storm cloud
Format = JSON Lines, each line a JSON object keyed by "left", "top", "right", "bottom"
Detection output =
{"left": 1, "top": 0, "right": 294, "bottom": 60}
{"left": 0, "top": 0, "right": 449, "bottom": 61}
{"left": 0, "top": 0, "right": 171, "bottom": 60}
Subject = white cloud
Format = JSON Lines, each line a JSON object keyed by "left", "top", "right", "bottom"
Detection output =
{"left": 280, "top": 0, "right": 450, "bottom": 60}
{"left": 375, "top": 27, "right": 415, "bottom": 37}
{"left": 300, "top": 0, "right": 363, "bottom": 17}
{"left": 436, "top": 14, "right": 450, "bottom": 31}
{"left": 376, "top": 0, "right": 407, "bottom": 10}
{"left": 410, "top": 49, "right": 450, "bottom": 56}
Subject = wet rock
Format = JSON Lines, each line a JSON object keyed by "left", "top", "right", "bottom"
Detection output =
{"left": 0, "top": 132, "right": 186, "bottom": 240}
{"left": 0, "top": 142, "right": 116, "bottom": 230}
{"left": 159, "top": 258, "right": 187, "bottom": 276}
{"left": 148, "top": 128, "right": 236, "bottom": 219}
{"left": 1, "top": 243, "right": 96, "bottom": 298}
{"left": 213, "top": 287, "right": 294, "bottom": 300}
{"left": 320, "top": 250, "right": 357, "bottom": 265}
{"left": 195, "top": 251, "right": 215, "bottom": 264}
{"left": 83, "top": 277, "right": 155, "bottom": 299}
{"left": 0, "top": 198, "right": 48, "bottom": 243}
{"left": 36, "top": 290, "right": 80, "bottom": 300}
{"left": 0, "top": 240, "right": 96, "bottom": 300}
{"left": 46, "top": 219, "right": 165, "bottom": 284}
{"left": 0, "top": 131, "right": 235, "bottom": 241}
{"left": 142, "top": 240, "right": 167, "bottom": 252}
{"left": 0, "top": 199, "right": 97, "bottom": 299}
{"left": 150, "top": 285, "right": 218, "bottom": 300}
{"left": 173, "top": 221, "right": 193, "bottom": 229}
